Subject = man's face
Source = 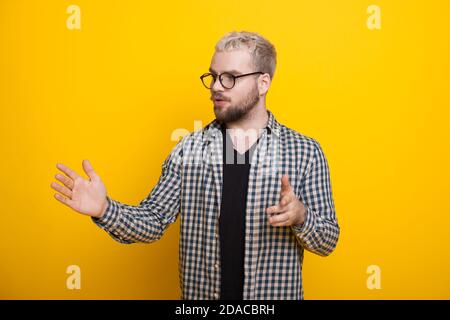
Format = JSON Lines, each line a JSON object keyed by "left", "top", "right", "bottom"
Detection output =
{"left": 209, "top": 50, "right": 261, "bottom": 123}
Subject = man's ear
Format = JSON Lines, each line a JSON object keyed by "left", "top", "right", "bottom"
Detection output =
{"left": 258, "top": 73, "right": 271, "bottom": 95}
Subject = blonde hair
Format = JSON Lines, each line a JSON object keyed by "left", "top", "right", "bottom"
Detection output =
{"left": 215, "top": 31, "right": 277, "bottom": 80}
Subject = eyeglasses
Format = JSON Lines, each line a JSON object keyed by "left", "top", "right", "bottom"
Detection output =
{"left": 200, "top": 71, "right": 264, "bottom": 89}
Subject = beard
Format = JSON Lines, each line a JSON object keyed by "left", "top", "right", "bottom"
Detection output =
{"left": 214, "top": 84, "right": 260, "bottom": 124}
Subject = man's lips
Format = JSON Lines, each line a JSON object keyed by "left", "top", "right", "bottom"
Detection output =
{"left": 213, "top": 98, "right": 229, "bottom": 106}
{"left": 214, "top": 99, "right": 228, "bottom": 105}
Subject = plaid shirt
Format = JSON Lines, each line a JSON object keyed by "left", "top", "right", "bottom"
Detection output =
{"left": 92, "top": 109, "right": 340, "bottom": 300}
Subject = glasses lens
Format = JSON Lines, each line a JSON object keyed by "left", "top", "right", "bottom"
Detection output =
{"left": 220, "top": 73, "right": 235, "bottom": 89}
{"left": 201, "top": 74, "right": 214, "bottom": 89}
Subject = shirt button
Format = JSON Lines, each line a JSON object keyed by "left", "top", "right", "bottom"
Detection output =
{"left": 214, "top": 263, "right": 219, "bottom": 270}
{"left": 214, "top": 292, "right": 219, "bottom": 299}
{"left": 215, "top": 233, "right": 218, "bottom": 239}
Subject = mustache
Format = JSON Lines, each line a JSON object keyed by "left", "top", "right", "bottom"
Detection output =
{"left": 210, "top": 94, "right": 230, "bottom": 101}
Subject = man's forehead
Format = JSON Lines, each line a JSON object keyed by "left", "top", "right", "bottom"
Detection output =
{"left": 210, "top": 50, "right": 253, "bottom": 73}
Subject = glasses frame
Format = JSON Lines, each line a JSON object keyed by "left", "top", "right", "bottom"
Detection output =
{"left": 200, "top": 71, "right": 265, "bottom": 89}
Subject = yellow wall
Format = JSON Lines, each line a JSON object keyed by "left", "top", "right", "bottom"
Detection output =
{"left": 1, "top": 0, "right": 449, "bottom": 299}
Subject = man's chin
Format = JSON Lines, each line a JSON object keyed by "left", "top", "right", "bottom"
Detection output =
{"left": 214, "top": 113, "right": 226, "bottom": 123}
{"left": 214, "top": 112, "right": 242, "bottom": 124}
{"left": 214, "top": 106, "right": 228, "bottom": 121}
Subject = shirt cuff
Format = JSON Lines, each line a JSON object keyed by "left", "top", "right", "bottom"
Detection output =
{"left": 91, "top": 197, "right": 119, "bottom": 230}
{"left": 291, "top": 204, "right": 314, "bottom": 235}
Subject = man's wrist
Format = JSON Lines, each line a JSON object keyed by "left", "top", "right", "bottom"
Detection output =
{"left": 95, "top": 197, "right": 109, "bottom": 219}
{"left": 291, "top": 205, "right": 311, "bottom": 233}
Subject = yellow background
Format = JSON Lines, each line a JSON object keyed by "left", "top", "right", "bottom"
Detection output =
{"left": 1, "top": 0, "right": 449, "bottom": 299}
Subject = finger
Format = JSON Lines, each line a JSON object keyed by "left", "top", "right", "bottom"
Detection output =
{"left": 56, "top": 163, "right": 81, "bottom": 181}
{"left": 280, "top": 189, "right": 290, "bottom": 198}
{"left": 266, "top": 205, "right": 283, "bottom": 215}
{"left": 54, "top": 193, "right": 75, "bottom": 208}
{"left": 55, "top": 173, "right": 74, "bottom": 190}
{"left": 266, "top": 204, "right": 290, "bottom": 216}
{"left": 280, "top": 174, "right": 292, "bottom": 192}
{"left": 268, "top": 212, "right": 292, "bottom": 226}
{"left": 51, "top": 181, "right": 73, "bottom": 199}
{"left": 82, "top": 159, "right": 98, "bottom": 181}
{"left": 271, "top": 219, "right": 291, "bottom": 227}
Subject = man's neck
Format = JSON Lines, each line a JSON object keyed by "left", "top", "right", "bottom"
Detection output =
{"left": 222, "top": 105, "right": 269, "bottom": 154}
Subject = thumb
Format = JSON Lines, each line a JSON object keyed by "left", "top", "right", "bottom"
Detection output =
{"left": 82, "top": 159, "right": 98, "bottom": 181}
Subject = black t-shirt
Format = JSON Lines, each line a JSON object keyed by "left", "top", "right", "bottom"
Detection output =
{"left": 219, "top": 125, "right": 261, "bottom": 300}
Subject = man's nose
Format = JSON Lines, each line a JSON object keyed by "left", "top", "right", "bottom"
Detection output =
{"left": 211, "top": 76, "right": 225, "bottom": 92}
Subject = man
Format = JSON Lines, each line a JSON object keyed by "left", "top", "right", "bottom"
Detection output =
{"left": 51, "top": 31, "right": 340, "bottom": 300}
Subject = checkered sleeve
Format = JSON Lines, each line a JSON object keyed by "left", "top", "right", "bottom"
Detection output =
{"left": 91, "top": 139, "right": 184, "bottom": 244}
{"left": 291, "top": 139, "right": 340, "bottom": 256}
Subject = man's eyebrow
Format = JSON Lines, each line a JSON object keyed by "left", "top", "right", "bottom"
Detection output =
{"left": 208, "top": 68, "right": 242, "bottom": 75}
